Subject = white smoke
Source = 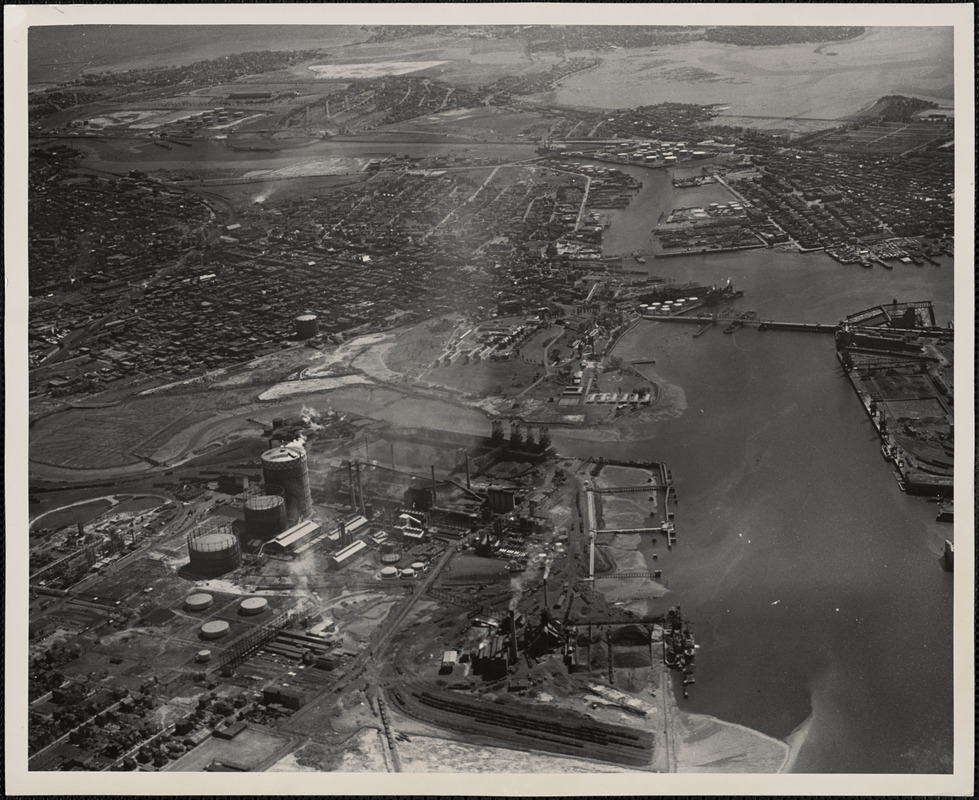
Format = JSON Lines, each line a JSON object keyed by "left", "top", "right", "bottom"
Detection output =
{"left": 287, "top": 434, "right": 306, "bottom": 451}
{"left": 252, "top": 185, "right": 277, "bottom": 205}
{"left": 299, "top": 405, "right": 324, "bottom": 431}
{"left": 509, "top": 572, "right": 524, "bottom": 611}
{"left": 287, "top": 550, "right": 321, "bottom": 618}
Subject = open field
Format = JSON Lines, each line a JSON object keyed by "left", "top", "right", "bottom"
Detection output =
{"left": 373, "top": 106, "right": 557, "bottom": 142}
{"left": 334, "top": 33, "right": 553, "bottom": 88}
{"left": 242, "top": 155, "right": 370, "bottom": 179}
{"left": 31, "top": 401, "right": 200, "bottom": 469}
{"left": 308, "top": 61, "right": 449, "bottom": 79}
{"left": 817, "top": 120, "right": 953, "bottom": 154}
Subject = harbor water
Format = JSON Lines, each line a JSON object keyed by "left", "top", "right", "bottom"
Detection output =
{"left": 552, "top": 172, "right": 955, "bottom": 771}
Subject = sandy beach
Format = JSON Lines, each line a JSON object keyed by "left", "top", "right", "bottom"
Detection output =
{"left": 675, "top": 710, "right": 791, "bottom": 773}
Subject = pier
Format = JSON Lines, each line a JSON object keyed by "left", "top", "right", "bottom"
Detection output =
{"left": 642, "top": 313, "right": 836, "bottom": 334}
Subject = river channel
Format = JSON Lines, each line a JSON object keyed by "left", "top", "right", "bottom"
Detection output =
{"left": 547, "top": 161, "right": 956, "bottom": 772}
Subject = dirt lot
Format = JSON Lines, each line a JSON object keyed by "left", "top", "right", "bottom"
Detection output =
{"left": 269, "top": 729, "right": 388, "bottom": 772}
{"left": 428, "top": 358, "right": 544, "bottom": 401}
{"left": 396, "top": 731, "right": 626, "bottom": 773}
{"left": 167, "top": 726, "right": 295, "bottom": 771}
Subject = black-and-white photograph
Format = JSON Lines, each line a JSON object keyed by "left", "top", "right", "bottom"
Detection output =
{"left": 5, "top": 3, "right": 974, "bottom": 795}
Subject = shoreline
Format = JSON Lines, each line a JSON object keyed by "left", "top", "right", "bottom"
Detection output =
{"left": 673, "top": 704, "right": 792, "bottom": 773}
{"left": 780, "top": 711, "right": 814, "bottom": 773}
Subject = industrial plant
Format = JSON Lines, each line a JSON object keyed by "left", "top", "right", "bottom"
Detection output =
{"left": 28, "top": 405, "right": 692, "bottom": 772}
{"left": 20, "top": 14, "right": 962, "bottom": 782}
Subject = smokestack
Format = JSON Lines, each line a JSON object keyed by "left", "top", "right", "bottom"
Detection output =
{"left": 464, "top": 451, "right": 471, "bottom": 491}
{"left": 390, "top": 441, "right": 396, "bottom": 470}
{"left": 543, "top": 578, "right": 549, "bottom": 609}
{"left": 339, "top": 519, "right": 347, "bottom": 547}
{"left": 356, "top": 461, "right": 365, "bottom": 514}
{"left": 508, "top": 610, "right": 519, "bottom": 664}
{"left": 588, "top": 622, "right": 592, "bottom": 671}
{"left": 365, "top": 434, "right": 370, "bottom": 465}
{"left": 347, "top": 462, "right": 356, "bottom": 510}
{"left": 430, "top": 464, "right": 438, "bottom": 505}
{"left": 607, "top": 629, "right": 614, "bottom": 686}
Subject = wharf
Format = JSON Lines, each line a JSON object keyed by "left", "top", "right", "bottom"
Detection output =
{"left": 642, "top": 314, "right": 835, "bottom": 334}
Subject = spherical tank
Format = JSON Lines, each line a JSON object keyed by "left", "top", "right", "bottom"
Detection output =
{"left": 243, "top": 494, "right": 287, "bottom": 542}
{"left": 187, "top": 525, "right": 242, "bottom": 577}
{"left": 296, "top": 314, "right": 319, "bottom": 340}
{"left": 261, "top": 446, "right": 312, "bottom": 523}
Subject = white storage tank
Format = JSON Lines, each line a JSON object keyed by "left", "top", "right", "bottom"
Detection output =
{"left": 200, "top": 620, "right": 230, "bottom": 640}
{"left": 239, "top": 597, "right": 269, "bottom": 616}
{"left": 185, "top": 593, "right": 214, "bottom": 612}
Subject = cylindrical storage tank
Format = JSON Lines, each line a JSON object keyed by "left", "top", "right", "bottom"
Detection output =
{"left": 400, "top": 567, "right": 416, "bottom": 579}
{"left": 243, "top": 494, "right": 287, "bottom": 542}
{"left": 261, "top": 446, "right": 312, "bottom": 523}
{"left": 296, "top": 314, "right": 319, "bottom": 340}
{"left": 187, "top": 524, "right": 242, "bottom": 577}
{"left": 379, "top": 539, "right": 402, "bottom": 564}
{"left": 196, "top": 650, "right": 212, "bottom": 663}
{"left": 411, "top": 562, "right": 425, "bottom": 572}
{"left": 185, "top": 593, "right": 214, "bottom": 612}
{"left": 201, "top": 621, "right": 230, "bottom": 640}
{"left": 380, "top": 566, "right": 398, "bottom": 579}
{"left": 240, "top": 597, "right": 269, "bottom": 616}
